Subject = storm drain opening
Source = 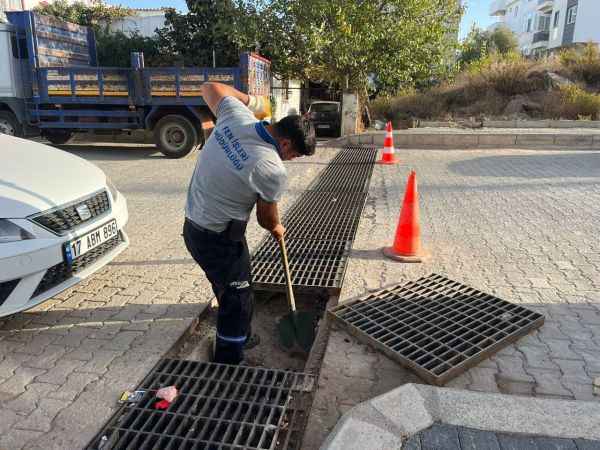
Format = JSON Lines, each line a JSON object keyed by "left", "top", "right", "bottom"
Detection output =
{"left": 89, "top": 146, "right": 377, "bottom": 450}
{"left": 87, "top": 360, "right": 315, "bottom": 450}
{"left": 329, "top": 274, "right": 545, "bottom": 386}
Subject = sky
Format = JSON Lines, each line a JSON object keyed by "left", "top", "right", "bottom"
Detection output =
{"left": 106, "top": 0, "right": 494, "bottom": 41}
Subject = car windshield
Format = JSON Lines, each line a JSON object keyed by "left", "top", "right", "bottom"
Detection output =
{"left": 311, "top": 104, "right": 338, "bottom": 112}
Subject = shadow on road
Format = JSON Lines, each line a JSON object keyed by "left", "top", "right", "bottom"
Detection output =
{"left": 449, "top": 153, "right": 600, "bottom": 178}
{"left": 54, "top": 144, "right": 165, "bottom": 161}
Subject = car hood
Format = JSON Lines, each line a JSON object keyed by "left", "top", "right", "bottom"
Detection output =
{"left": 0, "top": 136, "right": 106, "bottom": 218}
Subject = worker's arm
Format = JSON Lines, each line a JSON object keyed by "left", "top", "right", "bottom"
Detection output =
{"left": 201, "top": 82, "right": 271, "bottom": 119}
{"left": 256, "top": 198, "right": 285, "bottom": 241}
{"left": 201, "top": 82, "right": 250, "bottom": 117}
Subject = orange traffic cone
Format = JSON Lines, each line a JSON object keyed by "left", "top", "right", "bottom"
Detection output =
{"left": 378, "top": 121, "right": 397, "bottom": 164}
{"left": 383, "top": 171, "right": 425, "bottom": 262}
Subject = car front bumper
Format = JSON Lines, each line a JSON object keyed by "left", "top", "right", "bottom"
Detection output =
{"left": 0, "top": 192, "right": 129, "bottom": 317}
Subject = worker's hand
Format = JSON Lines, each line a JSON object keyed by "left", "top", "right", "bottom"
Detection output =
{"left": 271, "top": 223, "right": 285, "bottom": 242}
{"left": 247, "top": 95, "right": 272, "bottom": 120}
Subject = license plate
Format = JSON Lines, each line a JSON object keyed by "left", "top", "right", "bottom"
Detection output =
{"left": 317, "top": 124, "right": 330, "bottom": 129}
{"left": 64, "top": 219, "right": 118, "bottom": 265}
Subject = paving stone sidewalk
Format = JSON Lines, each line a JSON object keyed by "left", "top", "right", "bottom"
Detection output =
{"left": 0, "top": 143, "right": 335, "bottom": 450}
{"left": 305, "top": 148, "right": 600, "bottom": 449}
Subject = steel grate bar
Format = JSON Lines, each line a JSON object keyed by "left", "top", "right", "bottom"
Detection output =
{"left": 328, "top": 146, "right": 378, "bottom": 165}
{"left": 282, "top": 192, "right": 367, "bottom": 241}
{"left": 87, "top": 360, "right": 315, "bottom": 450}
{"left": 329, "top": 274, "right": 545, "bottom": 385}
{"left": 251, "top": 146, "right": 375, "bottom": 295}
{"left": 307, "top": 163, "right": 375, "bottom": 193}
{"left": 252, "top": 239, "right": 351, "bottom": 295}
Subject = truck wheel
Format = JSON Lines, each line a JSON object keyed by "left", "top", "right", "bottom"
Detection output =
{"left": 0, "top": 111, "right": 22, "bottom": 137}
{"left": 43, "top": 130, "right": 73, "bottom": 145}
{"left": 154, "top": 115, "right": 198, "bottom": 158}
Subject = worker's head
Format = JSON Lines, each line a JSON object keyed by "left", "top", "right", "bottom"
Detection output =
{"left": 272, "top": 115, "right": 316, "bottom": 161}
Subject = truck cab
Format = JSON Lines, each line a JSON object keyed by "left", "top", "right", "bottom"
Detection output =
{"left": 0, "top": 21, "right": 29, "bottom": 137}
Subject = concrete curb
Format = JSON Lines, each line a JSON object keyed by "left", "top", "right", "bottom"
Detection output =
{"left": 321, "top": 384, "right": 600, "bottom": 449}
{"left": 419, "top": 120, "right": 600, "bottom": 129}
{"left": 332, "top": 130, "right": 600, "bottom": 150}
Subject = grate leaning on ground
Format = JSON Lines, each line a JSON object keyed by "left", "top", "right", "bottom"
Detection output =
{"left": 329, "top": 274, "right": 545, "bottom": 386}
{"left": 87, "top": 359, "right": 315, "bottom": 450}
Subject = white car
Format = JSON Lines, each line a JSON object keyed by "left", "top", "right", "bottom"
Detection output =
{"left": 0, "top": 135, "right": 129, "bottom": 317}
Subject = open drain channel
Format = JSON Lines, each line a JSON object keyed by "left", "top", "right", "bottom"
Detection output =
{"left": 251, "top": 147, "right": 376, "bottom": 296}
{"left": 89, "top": 147, "right": 376, "bottom": 450}
{"left": 329, "top": 274, "right": 545, "bottom": 386}
{"left": 88, "top": 360, "right": 314, "bottom": 450}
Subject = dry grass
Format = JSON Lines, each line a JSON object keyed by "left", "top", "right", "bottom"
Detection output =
{"left": 560, "top": 44, "right": 600, "bottom": 88}
{"left": 370, "top": 47, "right": 600, "bottom": 121}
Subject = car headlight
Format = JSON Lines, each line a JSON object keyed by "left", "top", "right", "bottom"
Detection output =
{"left": 106, "top": 177, "right": 119, "bottom": 202}
{"left": 0, "top": 220, "right": 34, "bottom": 243}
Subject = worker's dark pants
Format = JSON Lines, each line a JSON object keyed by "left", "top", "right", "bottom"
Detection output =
{"left": 183, "top": 219, "right": 253, "bottom": 365}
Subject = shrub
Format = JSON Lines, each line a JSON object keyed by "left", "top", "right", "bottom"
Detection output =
{"left": 560, "top": 43, "right": 600, "bottom": 87}
{"left": 370, "top": 88, "right": 448, "bottom": 122}
{"left": 465, "top": 52, "right": 543, "bottom": 96}
{"left": 559, "top": 85, "right": 600, "bottom": 119}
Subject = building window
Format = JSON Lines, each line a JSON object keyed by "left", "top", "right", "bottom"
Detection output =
{"left": 554, "top": 11, "right": 560, "bottom": 28}
{"left": 515, "top": 6, "right": 519, "bottom": 17}
{"left": 537, "top": 15, "right": 551, "bottom": 32}
{"left": 527, "top": 17, "right": 533, "bottom": 32}
{"left": 567, "top": 6, "right": 577, "bottom": 25}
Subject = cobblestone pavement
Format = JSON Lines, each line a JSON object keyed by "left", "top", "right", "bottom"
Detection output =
{"left": 0, "top": 143, "right": 335, "bottom": 450}
{"left": 304, "top": 149, "right": 600, "bottom": 449}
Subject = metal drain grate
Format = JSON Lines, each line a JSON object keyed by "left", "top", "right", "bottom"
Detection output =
{"left": 282, "top": 192, "right": 367, "bottom": 241}
{"left": 252, "top": 239, "right": 351, "bottom": 295}
{"left": 252, "top": 146, "right": 374, "bottom": 295}
{"left": 329, "top": 274, "right": 545, "bottom": 386}
{"left": 328, "top": 147, "right": 377, "bottom": 165}
{"left": 87, "top": 359, "right": 315, "bottom": 450}
{"left": 307, "top": 163, "right": 375, "bottom": 193}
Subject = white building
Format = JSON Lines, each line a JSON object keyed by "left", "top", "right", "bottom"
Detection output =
{"left": 490, "top": 0, "right": 600, "bottom": 56}
{"left": 110, "top": 8, "right": 167, "bottom": 37}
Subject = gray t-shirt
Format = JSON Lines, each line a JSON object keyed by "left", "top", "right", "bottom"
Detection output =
{"left": 185, "top": 97, "right": 287, "bottom": 232}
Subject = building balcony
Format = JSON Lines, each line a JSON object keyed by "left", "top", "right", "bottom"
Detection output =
{"left": 537, "top": 0, "right": 554, "bottom": 13}
{"left": 532, "top": 30, "right": 550, "bottom": 44}
{"left": 489, "top": 0, "right": 507, "bottom": 16}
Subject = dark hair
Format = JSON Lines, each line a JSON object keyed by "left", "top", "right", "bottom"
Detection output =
{"left": 274, "top": 115, "right": 316, "bottom": 156}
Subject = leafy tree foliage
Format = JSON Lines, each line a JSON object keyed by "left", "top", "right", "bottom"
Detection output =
{"left": 155, "top": 0, "right": 255, "bottom": 67}
{"left": 34, "top": 0, "right": 131, "bottom": 29}
{"left": 245, "top": 0, "right": 462, "bottom": 95}
{"left": 95, "top": 29, "right": 163, "bottom": 67}
{"left": 459, "top": 25, "right": 518, "bottom": 67}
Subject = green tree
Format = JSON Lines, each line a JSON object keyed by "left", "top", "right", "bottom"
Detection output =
{"left": 34, "top": 0, "right": 131, "bottom": 29}
{"left": 95, "top": 29, "right": 163, "bottom": 67}
{"left": 459, "top": 25, "right": 518, "bottom": 67}
{"left": 155, "top": 0, "right": 256, "bottom": 67}
{"left": 245, "top": 0, "right": 462, "bottom": 95}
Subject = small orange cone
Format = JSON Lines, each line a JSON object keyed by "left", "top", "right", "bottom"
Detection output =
{"left": 378, "top": 121, "right": 397, "bottom": 165}
{"left": 383, "top": 171, "right": 425, "bottom": 262}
